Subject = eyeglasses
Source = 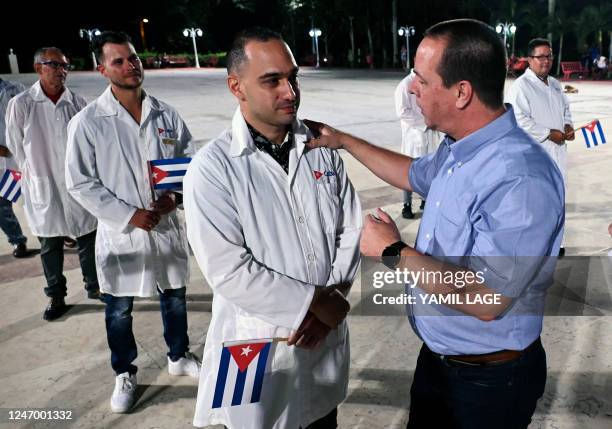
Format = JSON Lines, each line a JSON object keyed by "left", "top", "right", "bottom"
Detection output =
{"left": 529, "top": 55, "right": 554, "bottom": 61}
{"left": 38, "top": 61, "right": 74, "bottom": 71}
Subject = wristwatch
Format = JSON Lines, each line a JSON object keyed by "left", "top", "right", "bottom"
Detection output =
{"left": 381, "top": 241, "right": 408, "bottom": 269}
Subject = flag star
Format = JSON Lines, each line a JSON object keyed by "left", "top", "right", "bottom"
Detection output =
{"left": 241, "top": 346, "right": 252, "bottom": 356}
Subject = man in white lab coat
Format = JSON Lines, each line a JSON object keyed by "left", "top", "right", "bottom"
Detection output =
{"left": 394, "top": 71, "right": 443, "bottom": 219}
{"left": 506, "top": 38, "right": 573, "bottom": 257}
{"left": 184, "top": 27, "right": 362, "bottom": 428}
{"left": 65, "top": 31, "right": 200, "bottom": 414}
{"left": 0, "top": 78, "right": 29, "bottom": 258}
{"left": 5, "top": 48, "right": 100, "bottom": 321}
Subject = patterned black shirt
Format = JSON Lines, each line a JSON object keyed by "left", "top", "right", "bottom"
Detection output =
{"left": 247, "top": 123, "right": 293, "bottom": 174}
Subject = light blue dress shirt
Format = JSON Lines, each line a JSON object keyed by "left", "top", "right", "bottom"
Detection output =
{"left": 407, "top": 106, "right": 564, "bottom": 355}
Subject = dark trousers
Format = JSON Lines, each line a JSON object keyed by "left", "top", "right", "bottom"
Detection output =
{"left": 0, "top": 197, "right": 26, "bottom": 245}
{"left": 407, "top": 340, "right": 546, "bottom": 429}
{"left": 38, "top": 230, "right": 99, "bottom": 298}
{"left": 104, "top": 287, "right": 190, "bottom": 375}
{"left": 305, "top": 408, "right": 337, "bottom": 429}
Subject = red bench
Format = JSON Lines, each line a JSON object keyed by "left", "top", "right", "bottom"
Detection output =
{"left": 561, "top": 61, "right": 588, "bottom": 80}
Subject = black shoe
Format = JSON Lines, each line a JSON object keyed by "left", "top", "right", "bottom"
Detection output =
{"left": 43, "top": 297, "right": 68, "bottom": 321}
{"left": 88, "top": 290, "right": 104, "bottom": 302}
{"left": 420, "top": 200, "right": 426, "bottom": 210}
{"left": 63, "top": 237, "right": 77, "bottom": 248}
{"left": 402, "top": 203, "right": 415, "bottom": 219}
{"left": 558, "top": 247, "right": 565, "bottom": 258}
{"left": 12, "top": 242, "right": 28, "bottom": 258}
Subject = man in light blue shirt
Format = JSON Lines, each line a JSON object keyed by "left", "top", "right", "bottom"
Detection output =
{"left": 307, "top": 19, "right": 563, "bottom": 429}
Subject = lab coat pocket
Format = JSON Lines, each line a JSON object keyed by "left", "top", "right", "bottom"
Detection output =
{"left": 100, "top": 226, "right": 141, "bottom": 255}
{"left": 316, "top": 179, "right": 340, "bottom": 234}
{"left": 28, "top": 175, "right": 50, "bottom": 207}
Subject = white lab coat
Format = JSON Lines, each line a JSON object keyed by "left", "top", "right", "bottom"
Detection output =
{"left": 5, "top": 81, "right": 96, "bottom": 237}
{"left": 65, "top": 86, "right": 194, "bottom": 297}
{"left": 0, "top": 79, "right": 25, "bottom": 172}
{"left": 394, "top": 72, "right": 443, "bottom": 158}
{"left": 506, "top": 67, "right": 573, "bottom": 182}
{"left": 185, "top": 108, "right": 362, "bottom": 428}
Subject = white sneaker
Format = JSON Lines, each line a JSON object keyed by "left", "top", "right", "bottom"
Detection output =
{"left": 167, "top": 351, "right": 201, "bottom": 378}
{"left": 110, "top": 372, "right": 137, "bottom": 413}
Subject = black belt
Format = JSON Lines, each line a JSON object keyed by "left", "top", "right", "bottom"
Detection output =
{"left": 425, "top": 338, "right": 541, "bottom": 367}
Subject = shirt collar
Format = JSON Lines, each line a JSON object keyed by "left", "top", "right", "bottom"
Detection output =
{"left": 30, "top": 80, "right": 75, "bottom": 106}
{"left": 444, "top": 105, "right": 517, "bottom": 164}
{"left": 229, "top": 107, "right": 311, "bottom": 158}
{"left": 94, "top": 85, "right": 161, "bottom": 117}
{"left": 524, "top": 67, "right": 549, "bottom": 85}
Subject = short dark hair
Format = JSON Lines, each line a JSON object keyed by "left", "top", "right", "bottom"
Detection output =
{"left": 227, "top": 27, "right": 284, "bottom": 74}
{"left": 527, "top": 38, "right": 552, "bottom": 56}
{"left": 424, "top": 19, "right": 506, "bottom": 109}
{"left": 93, "top": 31, "right": 133, "bottom": 63}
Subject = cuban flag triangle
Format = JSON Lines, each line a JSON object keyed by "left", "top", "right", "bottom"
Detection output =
{"left": 0, "top": 169, "right": 22, "bottom": 202}
{"left": 212, "top": 339, "right": 273, "bottom": 409}
{"left": 580, "top": 120, "right": 606, "bottom": 148}
{"left": 149, "top": 157, "right": 191, "bottom": 190}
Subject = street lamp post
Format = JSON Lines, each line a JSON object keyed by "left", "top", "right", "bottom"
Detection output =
{"left": 140, "top": 18, "right": 149, "bottom": 52}
{"left": 495, "top": 22, "right": 517, "bottom": 58}
{"left": 79, "top": 28, "right": 102, "bottom": 70}
{"left": 183, "top": 28, "right": 203, "bottom": 68}
{"left": 309, "top": 28, "right": 322, "bottom": 68}
{"left": 398, "top": 25, "right": 415, "bottom": 70}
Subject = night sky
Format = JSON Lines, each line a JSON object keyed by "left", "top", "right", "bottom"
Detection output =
{"left": 1, "top": 0, "right": 605, "bottom": 74}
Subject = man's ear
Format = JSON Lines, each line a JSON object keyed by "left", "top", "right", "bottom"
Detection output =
{"left": 33, "top": 63, "right": 42, "bottom": 75}
{"left": 227, "top": 74, "right": 245, "bottom": 101}
{"left": 97, "top": 63, "right": 106, "bottom": 77}
{"left": 455, "top": 80, "right": 473, "bottom": 109}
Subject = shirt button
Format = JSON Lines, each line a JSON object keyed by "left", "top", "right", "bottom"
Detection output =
{"left": 457, "top": 161, "right": 462, "bottom": 167}
{"left": 447, "top": 168, "right": 452, "bottom": 175}
{"left": 426, "top": 233, "right": 431, "bottom": 239}
{"left": 307, "top": 254, "right": 315, "bottom": 262}
{"left": 297, "top": 216, "right": 305, "bottom": 223}
{"left": 436, "top": 201, "right": 440, "bottom": 207}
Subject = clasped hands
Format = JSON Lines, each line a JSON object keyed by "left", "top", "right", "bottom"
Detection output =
{"left": 288, "top": 282, "right": 351, "bottom": 350}
{"left": 128, "top": 193, "right": 177, "bottom": 231}
{"left": 549, "top": 125, "right": 575, "bottom": 145}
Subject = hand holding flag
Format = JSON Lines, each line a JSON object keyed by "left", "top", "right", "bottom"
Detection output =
{"left": 0, "top": 169, "right": 22, "bottom": 202}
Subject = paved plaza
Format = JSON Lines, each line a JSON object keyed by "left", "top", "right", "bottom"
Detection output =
{"left": 0, "top": 68, "right": 611, "bottom": 428}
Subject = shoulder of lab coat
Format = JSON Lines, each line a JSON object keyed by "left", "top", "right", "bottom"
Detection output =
{"left": 65, "top": 97, "right": 137, "bottom": 233}
{"left": 548, "top": 75, "right": 573, "bottom": 127}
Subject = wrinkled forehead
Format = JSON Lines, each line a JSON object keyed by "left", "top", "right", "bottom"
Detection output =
{"left": 40, "top": 49, "right": 67, "bottom": 63}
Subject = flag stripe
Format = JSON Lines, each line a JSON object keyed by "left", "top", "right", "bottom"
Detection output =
{"left": 153, "top": 164, "right": 189, "bottom": 172}
{"left": 231, "top": 366, "right": 248, "bottom": 406}
{"left": 0, "top": 171, "right": 9, "bottom": 189}
{"left": 3, "top": 180, "right": 17, "bottom": 199}
{"left": 153, "top": 182, "right": 183, "bottom": 190}
{"left": 596, "top": 121, "right": 606, "bottom": 143}
{"left": 212, "top": 347, "right": 231, "bottom": 408}
{"left": 582, "top": 128, "right": 591, "bottom": 148}
{"left": 160, "top": 169, "right": 187, "bottom": 177}
{"left": 150, "top": 157, "right": 191, "bottom": 166}
{"left": 250, "top": 342, "right": 270, "bottom": 403}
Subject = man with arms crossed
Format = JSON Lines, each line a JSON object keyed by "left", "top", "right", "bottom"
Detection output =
{"left": 308, "top": 19, "right": 563, "bottom": 428}
{"left": 184, "top": 27, "right": 361, "bottom": 428}
{"left": 65, "top": 32, "right": 200, "bottom": 414}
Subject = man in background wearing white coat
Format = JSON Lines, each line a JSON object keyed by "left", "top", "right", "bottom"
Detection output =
{"left": 65, "top": 32, "right": 200, "bottom": 414}
{"left": 394, "top": 71, "right": 443, "bottom": 219}
{"left": 5, "top": 48, "right": 100, "bottom": 321}
{"left": 185, "top": 27, "right": 362, "bottom": 428}
{"left": 507, "top": 38, "right": 573, "bottom": 257}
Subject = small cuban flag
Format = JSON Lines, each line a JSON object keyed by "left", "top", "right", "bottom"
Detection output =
{"left": 580, "top": 120, "right": 606, "bottom": 149}
{"left": 149, "top": 157, "right": 191, "bottom": 190}
{"left": 212, "top": 339, "right": 273, "bottom": 409}
{"left": 0, "top": 169, "right": 22, "bottom": 202}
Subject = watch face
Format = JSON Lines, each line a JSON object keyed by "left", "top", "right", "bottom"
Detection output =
{"left": 382, "top": 246, "right": 401, "bottom": 269}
